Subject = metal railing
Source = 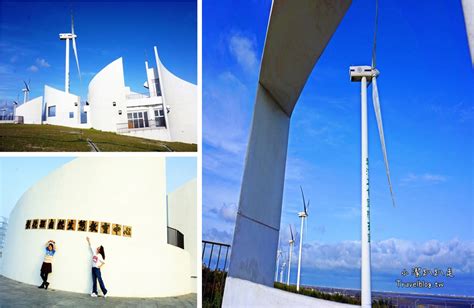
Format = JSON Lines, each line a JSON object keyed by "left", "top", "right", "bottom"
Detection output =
{"left": 167, "top": 227, "right": 184, "bottom": 249}
{"left": 126, "top": 92, "right": 150, "bottom": 100}
{"left": 202, "top": 240, "right": 231, "bottom": 271}
{"left": 202, "top": 240, "right": 231, "bottom": 307}
{"left": 116, "top": 118, "right": 166, "bottom": 133}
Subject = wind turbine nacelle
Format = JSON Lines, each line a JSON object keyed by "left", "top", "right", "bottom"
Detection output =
{"left": 59, "top": 33, "right": 77, "bottom": 40}
{"left": 298, "top": 211, "right": 307, "bottom": 218}
{"left": 349, "top": 65, "right": 379, "bottom": 82}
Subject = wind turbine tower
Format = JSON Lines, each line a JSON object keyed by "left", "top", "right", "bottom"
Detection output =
{"left": 296, "top": 186, "right": 309, "bottom": 292}
{"left": 349, "top": 2, "right": 396, "bottom": 306}
{"left": 59, "top": 13, "right": 81, "bottom": 93}
{"left": 286, "top": 224, "right": 294, "bottom": 286}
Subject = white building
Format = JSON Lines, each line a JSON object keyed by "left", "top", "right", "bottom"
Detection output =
{"left": 1, "top": 158, "right": 197, "bottom": 297}
{"left": 16, "top": 47, "right": 197, "bottom": 144}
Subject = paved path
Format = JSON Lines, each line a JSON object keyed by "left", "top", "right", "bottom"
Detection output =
{"left": 0, "top": 275, "right": 196, "bottom": 307}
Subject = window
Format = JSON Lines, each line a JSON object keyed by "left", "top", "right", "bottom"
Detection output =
{"left": 118, "top": 110, "right": 122, "bottom": 115}
{"left": 154, "top": 109, "right": 165, "bottom": 127}
{"left": 69, "top": 112, "right": 74, "bottom": 118}
{"left": 113, "top": 102, "right": 116, "bottom": 106}
{"left": 127, "top": 111, "right": 149, "bottom": 129}
{"left": 48, "top": 106, "right": 56, "bottom": 117}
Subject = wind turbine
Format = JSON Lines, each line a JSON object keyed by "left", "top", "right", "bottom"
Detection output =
{"left": 13, "top": 95, "right": 19, "bottom": 117}
{"left": 59, "top": 12, "right": 81, "bottom": 93}
{"left": 296, "top": 186, "right": 309, "bottom": 292}
{"left": 22, "top": 80, "right": 30, "bottom": 103}
{"left": 279, "top": 259, "right": 286, "bottom": 283}
{"left": 286, "top": 224, "right": 294, "bottom": 286}
{"left": 349, "top": 1, "right": 395, "bottom": 307}
{"left": 275, "top": 248, "right": 282, "bottom": 282}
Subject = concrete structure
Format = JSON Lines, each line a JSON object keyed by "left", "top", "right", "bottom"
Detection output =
{"left": 15, "top": 47, "right": 196, "bottom": 144}
{"left": 223, "top": 277, "right": 356, "bottom": 307}
{"left": 43, "top": 86, "right": 86, "bottom": 128}
{"left": 14, "top": 97, "right": 42, "bottom": 124}
{"left": 1, "top": 158, "right": 197, "bottom": 297}
{"left": 223, "top": 0, "right": 351, "bottom": 306}
{"left": 462, "top": 0, "right": 474, "bottom": 65}
{"left": 167, "top": 179, "right": 197, "bottom": 291}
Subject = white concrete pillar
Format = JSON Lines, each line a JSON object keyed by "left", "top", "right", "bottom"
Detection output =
{"left": 227, "top": 83, "right": 290, "bottom": 286}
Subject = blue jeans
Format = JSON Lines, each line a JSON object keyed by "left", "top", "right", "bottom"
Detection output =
{"left": 92, "top": 267, "right": 107, "bottom": 295}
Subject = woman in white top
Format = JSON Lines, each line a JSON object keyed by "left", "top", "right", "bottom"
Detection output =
{"left": 38, "top": 240, "right": 56, "bottom": 290}
{"left": 86, "top": 236, "right": 108, "bottom": 297}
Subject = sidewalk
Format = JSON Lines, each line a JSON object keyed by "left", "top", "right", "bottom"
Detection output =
{"left": 0, "top": 275, "right": 196, "bottom": 307}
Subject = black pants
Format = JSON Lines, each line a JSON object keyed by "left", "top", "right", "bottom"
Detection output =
{"left": 40, "top": 271, "right": 49, "bottom": 283}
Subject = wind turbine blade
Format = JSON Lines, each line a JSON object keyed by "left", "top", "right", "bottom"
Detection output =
{"left": 372, "top": 77, "right": 396, "bottom": 207}
{"left": 289, "top": 224, "right": 294, "bottom": 241}
{"left": 300, "top": 186, "right": 307, "bottom": 213}
{"left": 371, "top": 0, "right": 379, "bottom": 68}
{"left": 71, "top": 14, "right": 81, "bottom": 82}
{"left": 23, "top": 80, "right": 30, "bottom": 92}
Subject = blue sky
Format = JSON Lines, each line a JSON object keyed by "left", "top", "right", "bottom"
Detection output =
{"left": 203, "top": 0, "right": 473, "bottom": 296}
{"left": 0, "top": 1, "right": 196, "bottom": 111}
{"left": 0, "top": 157, "right": 196, "bottom": 218}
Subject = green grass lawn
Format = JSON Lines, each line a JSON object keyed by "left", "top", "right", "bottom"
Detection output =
{"left": 0, "top": 124, "right": 197, "bottom": 152}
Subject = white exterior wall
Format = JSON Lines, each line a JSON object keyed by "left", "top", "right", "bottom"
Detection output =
{"left": 43, "top": 86, "right": 84, "bottom": 128}
{"left": 167, "top": 179, "right": 197, "bottom": 292}
{"left": 15, "top": 96, "right": 43, "bottom": 124}
{"left": 1, "top": 158, "right": 193, "bottom": 297}
{"left": 223, "top": 277, "right": 356, "bottom": 307}
{"left": 156, "top": 54, "right": 197, "bottom": 144}
{"left": 88, "top": 58, "right": 128, "bottom": 132}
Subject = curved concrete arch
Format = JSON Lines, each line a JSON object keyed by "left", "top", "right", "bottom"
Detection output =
{"left": 155, "top": 50, "right": 197, "bottom": 144}
{"left": 1, "top": 158, "right": 194, "bottom": 297}
{"left": 88, "top": 58, "right": 127, "bottom": 132}
{"left": 224, "top": 0, "right": 352, "bottom": 305}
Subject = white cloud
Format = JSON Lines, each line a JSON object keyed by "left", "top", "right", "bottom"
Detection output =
{"left": 401, "top": 173, "right": 447, "bottom": 185}
{"left": 35, "top": 58, "right": 50, "bottom": 68}
{"left": 219, "top": 203, "right": 237, "bottom": 223}
{"left": 228, "top": 33, "right": 258, "bottom": 73}
{"left": 299, "top": 238, "right": 474, "bottom": 274}
{"left": 27, "top": 65, "right": 38, "bottom": 72}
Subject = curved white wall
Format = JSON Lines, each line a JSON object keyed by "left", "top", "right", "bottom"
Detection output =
{"left": 168, "top": 179, "right": 197, "bottom": 292}
{"left": 88, "top": 58, "right": 127, "bottom": 132}
{"left": 15, "top": 96, "right": 43, "bottom": 124}
{"left": 43, "top": 86, "right": 82, "bottom": 128}
{"left": 1, "top": 158, "right": 193, "bottom": 297}
{"left": 157, "top": 54, "right": 197, "bottom": 144}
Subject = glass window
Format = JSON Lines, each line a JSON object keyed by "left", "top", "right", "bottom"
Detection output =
{"left": 127, "top": 111, "right": 150, "bottom": 129}
{"left": 144, "top": 112, "right": 149, "bottom": 127}
{"left": 69, "top": 112, "right": 74, "bottom": 118}
{"left": 154, "top": 108, "right": 165, "bottom": 127}
{"left": 48, "top": 106, "right": 56, "bottom": 117}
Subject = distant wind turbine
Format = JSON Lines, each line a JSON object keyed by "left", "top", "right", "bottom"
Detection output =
{"left": 296, "top": 186, "right": 309, "bottom": 292}
{"left": 286, "top": 224, "right": 295, "bottom": 286}
{"left": 22, "top": 80, "right": 30, "bottom": 103}
{"left": 349, "top": 1, "right": 396, "bottom": 306}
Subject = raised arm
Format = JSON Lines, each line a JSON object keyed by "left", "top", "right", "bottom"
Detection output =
{"left": 86, "top": 237, "right": 93, "bottom": 254}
